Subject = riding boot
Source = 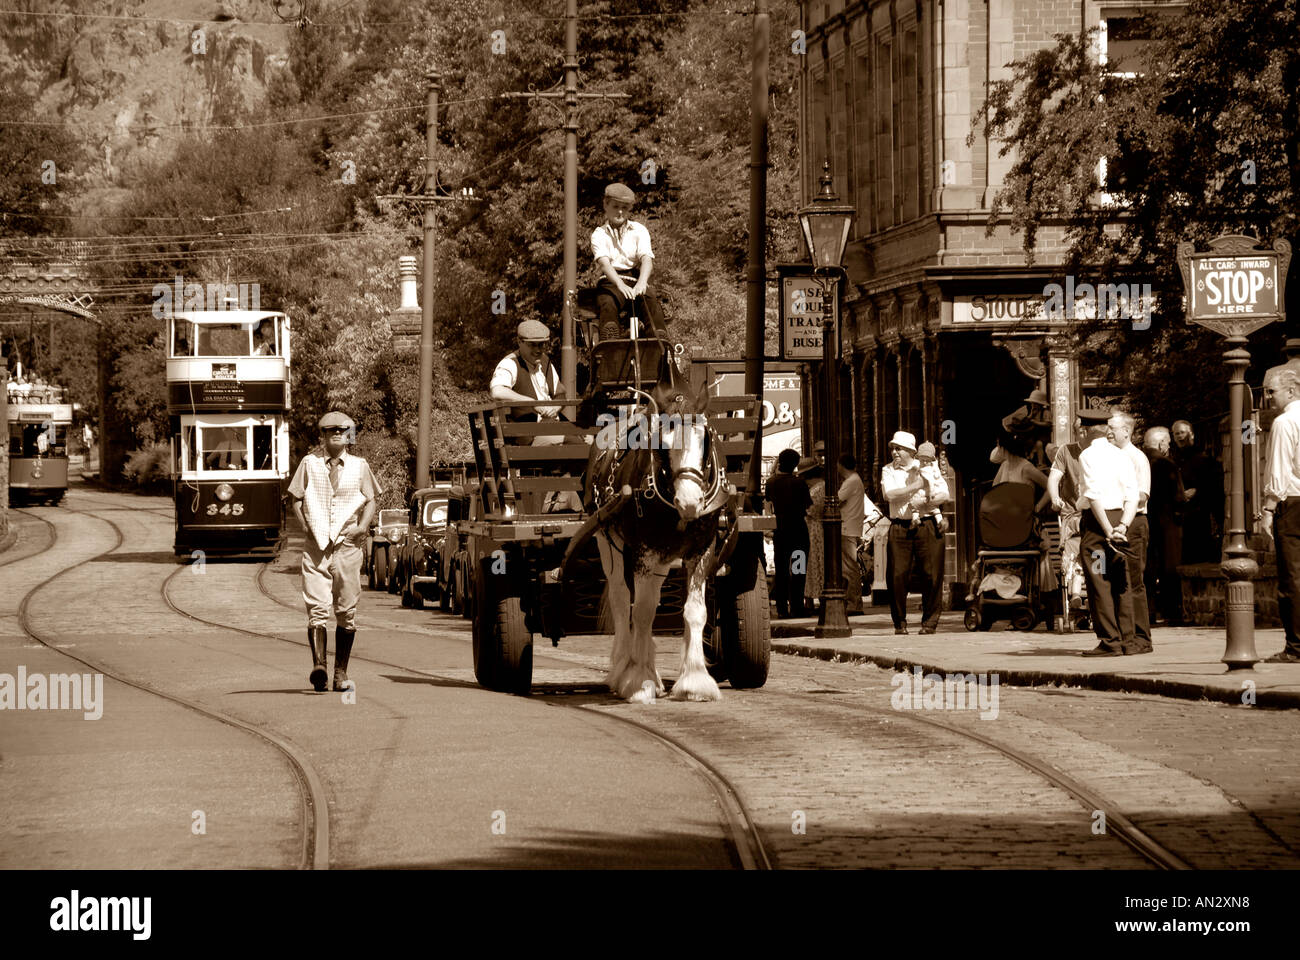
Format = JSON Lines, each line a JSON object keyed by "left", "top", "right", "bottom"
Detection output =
{"left": 308, "top": 626, "right": 328, "bottom": 692}
{"left": 333, "top": 627, "right": 356, "bottom": 691}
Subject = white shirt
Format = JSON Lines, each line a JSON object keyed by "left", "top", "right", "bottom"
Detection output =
{"left": 1078, "top": 437, "right": 1138, "bottom": 511}
{"left": 1115, "top": 440, "right": 1152, "bottom": 513}
{"left": 1265, "top": 398, "right": 1300, "bottom": 503}
{"left": 882, "top": 459, "right": 948, "bottom": 519}
{"left": 591, "top": 220, "right": 653, "bottom": 273}
{"left": 490, "top": 352, "right": 557, "bottom": 402}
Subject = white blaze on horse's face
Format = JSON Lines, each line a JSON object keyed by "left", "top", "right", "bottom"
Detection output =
{"left": 669, "top": 415, "right": 709, "bottom": 520}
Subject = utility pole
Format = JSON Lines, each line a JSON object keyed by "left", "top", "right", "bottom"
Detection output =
{"left": 503, "top": 0, "right": 627, "bottom": 401}
{"left": 380, "top": 71, "right": 480, "bottom": 489}
{"left": 746, "top": 0, "right": 770, "bottom": 505}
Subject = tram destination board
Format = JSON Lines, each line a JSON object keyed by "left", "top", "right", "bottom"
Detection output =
{"left": 168, "top": 380, "right": 286, "bottom": 410}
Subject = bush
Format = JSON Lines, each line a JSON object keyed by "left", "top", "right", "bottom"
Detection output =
{"left": 122, "top": 442, "right": 171, "bottom": 494}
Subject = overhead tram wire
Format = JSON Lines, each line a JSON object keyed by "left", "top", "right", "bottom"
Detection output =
{"left": 0, "top": 7, "right": 753, "bottom": 27}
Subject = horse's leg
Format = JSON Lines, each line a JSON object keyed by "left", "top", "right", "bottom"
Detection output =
{"left": 672, "top": 551, "right": 721, "bottom": 702}
{"left": 623, "top": 563, "right": 668, "bottom": 701}
{"left": 596, "top": 532, "right": 632, "bottom": 693}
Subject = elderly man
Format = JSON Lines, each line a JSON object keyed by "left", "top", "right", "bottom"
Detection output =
{"left": 1049, "top": 407, "right": 1110, "bottom": 610}
{"left": 1077, "top": 422, "right": 1141, "bottom": 656}
{"left": 1143, "top": 426, "right": 1185, "bottom": 626}
{"left": 882, "top": 430, "right": 949, "bottom": 635}
{"left": 1257, "top": 366, "right": 1300, "bottom": 662}
{"left": 1108, "top": 410, "right": 1153, "bottom": 652}
{"left": 288, "top": 411, "right": 381, "bottom": 691}
{"left": 1172, "top": 419, "right": 1223, "bottom": 563}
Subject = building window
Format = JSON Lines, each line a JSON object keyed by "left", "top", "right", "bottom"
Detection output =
{"left": 875, "top": 36, "right": 893, "bottom": 231}
{"left": 852, "top": 45, "right": 873, "bottom": 237}
{"left": 900, "top": 24, "right": 919, "bottom": 223}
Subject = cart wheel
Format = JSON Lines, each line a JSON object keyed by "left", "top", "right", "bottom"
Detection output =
{"left": 473, "top": 559, "right": 532, "bottom": 693}
{"left": 964, "top": 608, "right": 980, "bottom": 632}
{"left": 1011, "top": 607, "right": 1037, "bottom": 631}
{"left": 717, "top": 539, "right": 770, "bottom": 689}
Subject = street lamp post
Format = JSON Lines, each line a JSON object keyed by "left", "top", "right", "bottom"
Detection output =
{"left": 799, "top": 162, "right": 856, "bottom": 639}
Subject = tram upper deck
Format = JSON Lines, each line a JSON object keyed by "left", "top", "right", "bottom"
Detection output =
{"left": 167, "top": 311, "right": 291, "bottom": 412}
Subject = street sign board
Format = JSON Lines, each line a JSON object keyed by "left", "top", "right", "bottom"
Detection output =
{"left": 779, "top": 273, "right": 837, "bottom": 360}
{"left": 1177, "top": 235, "right": 1291, "bottom": 339}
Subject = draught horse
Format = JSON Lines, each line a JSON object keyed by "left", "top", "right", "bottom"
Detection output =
{"left": 583, "top": 372, "right": 731, "bottom": 703}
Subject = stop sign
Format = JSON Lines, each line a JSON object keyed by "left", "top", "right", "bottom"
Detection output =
{"left": 1188, "top": 255, "right": 1280, "bottom": 320}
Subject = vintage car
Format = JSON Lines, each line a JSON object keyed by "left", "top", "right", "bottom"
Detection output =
{"left": 366, "top": 508, "right": 409, "bottom": 591}
{"left": 435, "top": 484, "right": 475, "bottom": 615}
{"left": 392, "top": 486, "right": 450, "bottom": 609}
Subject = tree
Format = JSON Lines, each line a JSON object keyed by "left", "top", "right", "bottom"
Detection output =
{"left": 978, "top": 0, "right": 1299, "bottom": 429}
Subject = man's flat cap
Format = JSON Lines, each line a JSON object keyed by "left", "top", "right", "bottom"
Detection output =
{"left": 516, "top": 319, "right": 552, "bottom": 341}
{"left": 318, "top": 410, "right": 355, "bottom": 430}
{"left": 604, "top": 183, "right": 635, "bottom": 203}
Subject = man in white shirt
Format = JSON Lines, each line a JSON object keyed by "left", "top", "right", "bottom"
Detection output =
{"left": 881, "top": 431, "right": 949, "bottom": 634}
{"left": 591, "top": 183, "right": 668, "bottom": 340}
{"left": 491, "top": 319, "right": 565, "bottom": 443}
{"left": 1257, "top": 365, "right": 1300, "bottom": 662}
{"left": 1108, "top": 410, "right": 1154, "bottom": 653}
{"left": 1077, "top": 423, "right": 1141, "bottom": 656}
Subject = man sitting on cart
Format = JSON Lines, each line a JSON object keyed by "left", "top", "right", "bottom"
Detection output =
{"left": 591, "top": 182, "right": 668, "bottom": 341}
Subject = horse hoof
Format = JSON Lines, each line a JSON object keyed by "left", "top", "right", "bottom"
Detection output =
{"left": 627, "top": 679, "right": 658, "bottom": 704}
{"left": 670, "top": 671, "right": 721, "bottom": 702}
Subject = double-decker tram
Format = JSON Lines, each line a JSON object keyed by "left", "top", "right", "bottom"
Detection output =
{"left": 167, "top": 310, "right": 291, "bottom": 558}
{"left": 6, "top": 375, "right": 72, "bottom": 505}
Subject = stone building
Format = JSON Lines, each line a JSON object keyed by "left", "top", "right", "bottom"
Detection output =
{"left": 796, "top": 0, "right": 1176, "bottom": 598}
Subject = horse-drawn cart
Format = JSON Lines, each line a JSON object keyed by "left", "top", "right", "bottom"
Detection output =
{"left": 461, "top": 338, "right": 774, "bottom": 697}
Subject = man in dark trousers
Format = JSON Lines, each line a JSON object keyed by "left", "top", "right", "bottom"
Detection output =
{"left": 1257, "top": 365, "right": 1300, "bottom": 662}
{"left": 765, "top": 448, "right": 812, "bottom": 618}
{"left": 1171, "top": 420, "right": 1223, "bottom": 563}
{"left": 1143, "top": 426, "right": 1185, "bottom": 625}
{"left": 1077, "top": 423, "right": 1141, "bottom": 656}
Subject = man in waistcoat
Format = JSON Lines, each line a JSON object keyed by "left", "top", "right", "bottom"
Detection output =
{"left": 287, "top": 411, "right": 381, "bottom": 692}
{"left": 490, "top": 319, "right": 565, "bottom": 432}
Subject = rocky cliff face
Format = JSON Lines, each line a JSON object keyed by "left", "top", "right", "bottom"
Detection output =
{"left": 3, "top": 1, "right": 293, "bottom": 197}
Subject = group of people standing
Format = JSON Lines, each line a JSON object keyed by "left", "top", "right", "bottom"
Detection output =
{"left": 765, "top": 430, "right": 950, "bottom": 634}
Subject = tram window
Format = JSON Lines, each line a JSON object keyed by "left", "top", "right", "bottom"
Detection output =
{"left": 9, "top": 423, "right": 63, "bottom": 457}
{"left": 252, "top": 425, "right": 273, "bottom": 470}
{"left": 184, "top": 425, "right": 196, "bottom": 472}
{"left": 8, "top": 424, "right": 20, "bottom": 456}
{"left": 197, "top": 324, "right": 253, "bottom": 357}
{"left": 173, "top": 322, "right": 196, "bottom": 357}
{"left": 201, "top": 426, "right": 248, "bottom": 470}
{"left": 251, "top": 319, "right": 278, "bottom": 356}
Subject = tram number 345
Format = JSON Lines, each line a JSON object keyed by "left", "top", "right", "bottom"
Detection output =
{"left": 206, "top": 503, "right": 246, "bottom": 516}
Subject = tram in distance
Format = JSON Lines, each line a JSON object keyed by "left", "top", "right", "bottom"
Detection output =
{"left": 6, "top": 374, "right": 72, "bottom": 505}
{"left": 167, "top": 310, "right": 291, "bottom": 558}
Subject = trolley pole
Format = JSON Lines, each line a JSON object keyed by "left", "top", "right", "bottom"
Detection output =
{"left": 415, "top": 70, "right": 441, "bottom": 491}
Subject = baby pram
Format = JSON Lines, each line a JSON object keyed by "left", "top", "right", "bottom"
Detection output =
{"left": 963, "top": 482, "right": 1057, "bottom": 632}
{"left": 1054, "top": 510, "right": 1090, "bottom": 633}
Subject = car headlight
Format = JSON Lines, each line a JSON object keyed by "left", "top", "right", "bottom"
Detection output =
{"left": 215, "top": 483, "right": 234, "bottom": 502}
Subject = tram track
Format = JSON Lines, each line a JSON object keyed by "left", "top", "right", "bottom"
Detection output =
{"left": 3, "top": 496, "right": 1247, "bottom": 870}
{"left": 8, "top": 504, "right": 330, "bottom": 870}
{"left": 251, "top": 560, "right": 1181, "bottom": 870}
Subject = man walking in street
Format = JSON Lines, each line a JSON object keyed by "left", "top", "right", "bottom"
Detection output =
{"left": 1257, "top": 366, "right": 1300, "bottom": 663}
{"left": 882, "top": 431, "right": 947, "bottom": 634}
{"left": 288, "top": 411, "right": 381, "bottom": 691}
{"left": 765, "top": 448, "right": 812, "bottom": 619}
{"left": 1077, "top": 422, "right": 1140, "bottom": 656}
{"left": 1108, "top": 411, "right": 1153, "bottom": 653}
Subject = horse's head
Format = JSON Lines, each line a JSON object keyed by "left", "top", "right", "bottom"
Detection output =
{"left": 653, "top": 382, "right": 715, "bottom": 521}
